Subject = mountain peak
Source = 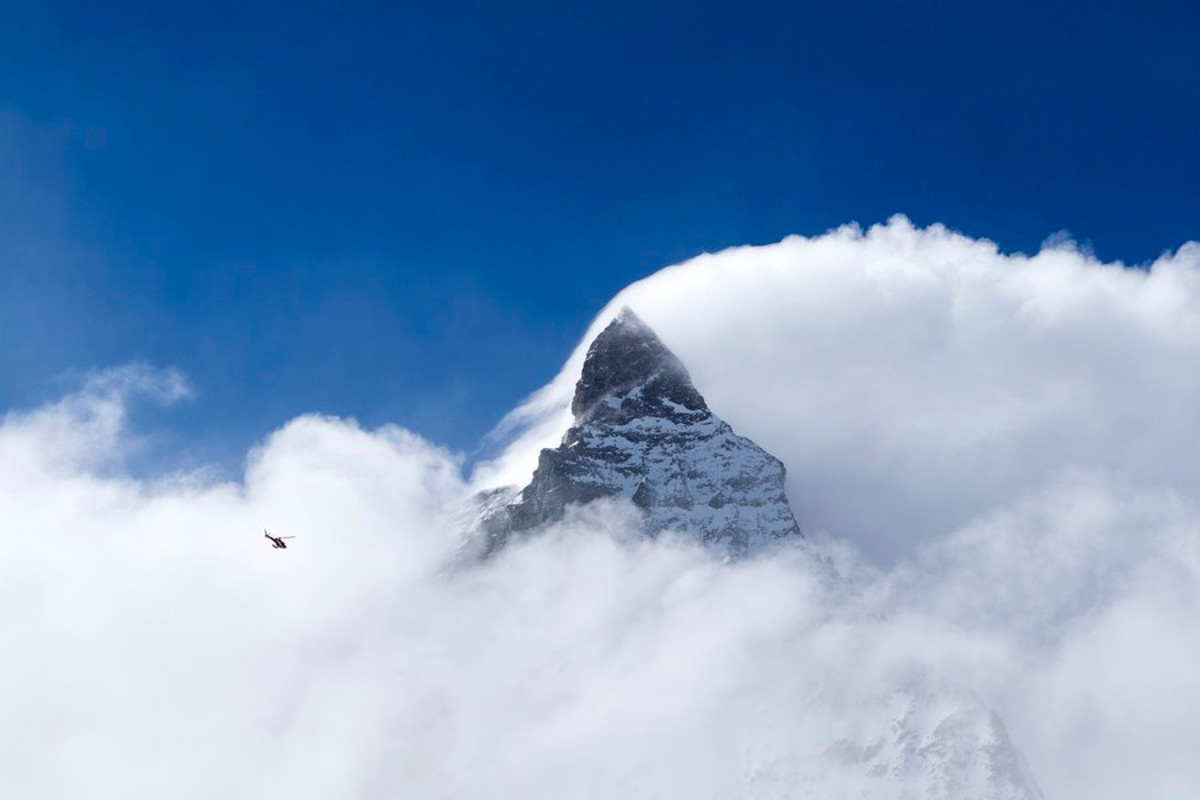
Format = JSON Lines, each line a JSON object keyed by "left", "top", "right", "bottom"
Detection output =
{"left": 571, "top": 307, "right": 706, "bottom": 420}
{"left": 470, "top": 310, "right": 804, "bottom": 558}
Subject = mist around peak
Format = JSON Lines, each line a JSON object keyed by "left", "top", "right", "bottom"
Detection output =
{"left": 6, "top": 219, "right": 1200, "bottom": 798}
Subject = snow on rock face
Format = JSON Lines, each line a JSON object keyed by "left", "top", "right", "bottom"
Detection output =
{"left": 479, "top": 307, "right": 804, "bottom": 557}
{"left": 746, "top": 684, "right": 1045, "bottom": 800}
{"left": 457, "top": 310, "right": 1045, "bottom": 800}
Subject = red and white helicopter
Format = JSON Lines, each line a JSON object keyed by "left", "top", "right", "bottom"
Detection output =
{"left": 264, "top": 530, "right": 295, "bottom": 550}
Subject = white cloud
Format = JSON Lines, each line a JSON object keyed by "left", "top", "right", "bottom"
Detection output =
{"left": 6, "top": 218, "right": 1200, "bottom": 798}
{"left": 478, "top": 216, "right": 1200, "bottom": 562}
{"left": 0, "top": 363, "right": 191, "bottom": 475}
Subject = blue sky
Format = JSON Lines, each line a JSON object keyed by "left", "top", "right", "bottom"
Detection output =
{"left": 2, "top": 0, "right": 1197, "bottom": 466}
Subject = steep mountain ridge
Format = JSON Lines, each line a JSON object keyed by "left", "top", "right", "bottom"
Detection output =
{"left": 458, "top": 308, "right": 1044, "bottom": 800}
{"left": 473, "top": 307, "right": 804, "bottom": 557}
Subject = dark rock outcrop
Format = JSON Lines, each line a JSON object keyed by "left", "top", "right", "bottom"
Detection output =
{"left": 473, "top": 308, "right": 803, "bottom": 557}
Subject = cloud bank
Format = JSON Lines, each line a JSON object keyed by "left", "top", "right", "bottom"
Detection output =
{"left": 479, "top": 217, "right": 1200, "bottom": 561}
{"left": 5, "top": 218, "right": 1200, "bottom": 799}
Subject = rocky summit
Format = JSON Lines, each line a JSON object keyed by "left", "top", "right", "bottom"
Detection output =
{"left": 462, "top": 309, "right": 1046, "bottom": 800}
{"left": 475, "top": 307, "right": 804, "bottom": 557}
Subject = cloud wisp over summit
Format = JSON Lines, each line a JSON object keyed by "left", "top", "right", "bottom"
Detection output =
{"left": 5, "top": 218, "right": 1200, "bottom": 798}
{"left": 480, "top": 217, "right": 1200, "bottom": 560}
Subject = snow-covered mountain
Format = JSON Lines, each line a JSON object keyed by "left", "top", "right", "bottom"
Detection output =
{"left": 461, "top": 308, "right": 1044, "bottom": 800}
{"left": 744, "top": 682, "right": 1044, "bottom": 800}
{"left": 472, "top": 307, "right": 803, "bottom": 558}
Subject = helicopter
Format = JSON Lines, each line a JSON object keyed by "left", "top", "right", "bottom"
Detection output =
{"left": 264, "top": 530, "right": 295, "bottom": 549}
